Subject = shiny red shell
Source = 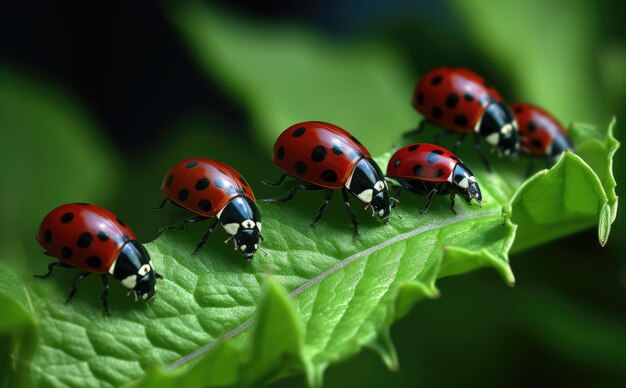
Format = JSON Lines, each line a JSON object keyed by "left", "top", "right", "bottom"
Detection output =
{"left": 36, "top": 203, "right": 136, "bottom": 273}
{"left": 161, "top": 158, "right": 255, "bottom": 217}
{"left": 387, "top": 143, "right": 460, "bottom": 183}
{"left": 271, "top": 121, "right": 371, "bottom": 189}
{"left": 412, "top": 67, "right": 503, "bottom": 133}
{"left": 510, "top": 103, "right": 569, "bottom": 156}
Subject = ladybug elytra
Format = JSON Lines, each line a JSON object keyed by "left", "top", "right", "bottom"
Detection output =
{"left": 35, "top": 203, "right": 162, "bottom": 315}
{"left": 406, "top": 67, "right": 520, "bottom": 170}
{"left": 264, "top": 121, "right": 392, "bottom": 237}
{"left": 386, "top": 143, "right": 482, "bottom": 213}
{"left": 156, "top": 158, "right": 262, "bottom": 260}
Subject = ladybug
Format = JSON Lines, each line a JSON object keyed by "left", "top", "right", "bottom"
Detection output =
{"left": 386, "top": 143, "right": 482, "bottom": 213}
{"left": 264, "top": 121, "right": 391, "bottom": 237}
{"left": 405, "top": 67, "right": 520, "bottom": 171}
{"left": 510, "top": 103, "right": 574, "bottom": 174}
{"left": 155, "top": 158, "right": 262, "bottom": 260}
{"left": 35, "top": 203, "right": 162, "bottom": 315}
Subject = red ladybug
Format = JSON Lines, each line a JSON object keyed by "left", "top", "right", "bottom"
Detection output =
{"left": 510, "top": 103, "right": 573, "bottom": 173}
{"left": 264, "top": 121, "right": 391, "bottom": 237}
{"left": 35, "top": 203, "right": 162, "bottom": 315}
{"left": 155, "top": 158, "right": 262, "bottom": 260}
{"left": 386, "top": 143, "right": 482, "bottom": 213}
{"left": 405, "top": 67, "right": 520, "bottom": 170}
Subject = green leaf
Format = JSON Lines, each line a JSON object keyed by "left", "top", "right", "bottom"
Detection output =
{"left": 168, "top": 2, "right": 416, "bottom": 154}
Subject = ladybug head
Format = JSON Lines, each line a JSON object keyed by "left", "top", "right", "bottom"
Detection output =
{"left": 452, "top": 163, "right": 483, "bottom": 207}
{"left": 112, "top": 241, "right": 161, "bottom": 304}
{"left": 478, "top": 102, "right": 520, "bottom": 158}
{"left": 347, "top": 158, "right": 392, "bottom": 223}
{"left": 220, "top": 196, "right": 262, "bottom": 261}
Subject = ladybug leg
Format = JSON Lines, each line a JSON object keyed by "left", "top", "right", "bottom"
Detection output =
{"left": 311, "top": 189, "right": 334, "bottom": 226}
{"left": 33, "top": 261, "right": 73, "bottom": 279}
{"left": 66, "top": 272, "right": 92, "bottom": 304}
{"left": 473, "top": 133, "right": 493, "bottom": 172}
{"left": 420, "top": 184, "right": 440, "bottom": 214}
{"left": 391, "top": 187, "right": 403, "bottom": 208}
{"left": 449, "top": 187, "right": 457, "bottom": 214}
{"left": 159, "top": 215, "right": 208, "bottom": 234}
{"left": 452, "top": 134, "right": 467, "bottom": 153}
{"left": 151, "top": 197, "right": 170, "bottom": 211}
{"left": 434, "top": 129, "right": 451, "bottom": 145}
{"left": 403, "top": 119, "right": 427, "bottom": 138}
{"left": 262, "top": 173, "right": 289, "bottom": 187}
{"left": 100, "top": 275, "right": 111, "bottom": 316}
{"left": 192, "top": 218, "right": 220, "bottom": 255}
{"left": 341, "top": 188, "right": 361, "bottom": 238}
{"left": 261, "top": 183, "right": 319, "bottom": 203}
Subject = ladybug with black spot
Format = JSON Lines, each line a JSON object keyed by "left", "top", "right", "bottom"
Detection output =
{"left": 405, "top": 67, "right": 520, "bottom": 171}
{"left": 264, "top": 121, "right": 392, "bottom": 237}
{"left": 155, "top": 158, "right": 262, "bottom": 260}
{"left": 510, "top": 103, "right": 574, "bottom": 174}
{"left": 386, "top": 143, "right": 482, "bottom": 213}
{"left": 35, "top": 203, "right": 162, "bottom": 315}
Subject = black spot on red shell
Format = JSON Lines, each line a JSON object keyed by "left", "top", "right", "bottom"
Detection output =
{"left": 295, "top": 162, "right": 307, "bottom": 175}
{"left": 532, "top": 139, "right": 543, "bottom": 149}
{"left": 311, "top": 146, "right": 327, "bottom": 162}
{"left": 427, "top": 150, "right": 444, "bottom": 163}
{"left": 321, "top": 170, "right": 338, "bottom": 183}
{"left": 185, "top": 161, "right": 199, "bottom": 168}
{"left": 166, "top": 174, "right": 174, "bottom": 187}
{"left": 527, "top": 121, "right": 537, "bottom": 133}
{"left": 408, "top": 144, "right": 420, "bottom": 151}
{"left": 116, "top": 217, "right": 126, "bottom": 227}
{"left": 394, "top": 159, "right": 401, "bottom": 168}
{"left": 198, "top": 199, "right": 212, "bottom": 212}
{"left": 43, "top": 230, "right": 52, "bottom": 243}
{"left": 178, "top": 189, "right": 189, "bottom": 201}
{"left": 277, "top": 146, "right": 285, "bottom": 160}
{"left": 195, "top": 178, "right": 210, "bottom": 191}
{"left": 86, "top": 256, "right": 102, "bottom": 268}
{"left": 331, "top": 144, "right": 344, "bottom": 155}
{"left": 97, "top": 231, "right": 109, "bottom": 242}
{"left": 435, "top": 169, "right": 445, "bottom": 178}
{"left": 61, "top": 212, "right": 74, "bottom": 223}
{"left": 445, "top": 93, "right": 459, "bottom": 108}
{"left": 431, "top": 75, "right": 443, "bottom": 85}
{"left": 74, "top": 203, "right": 89, "bottom": 206}
{"left": 416, "top": 92, "right": 425, "bottom": 105}
{"left": 432, "top": 107, "right": 443, "bottom": 119}
{"left": 61, "top": 247, "right": 73, "bottom": 259}
{"left": 77, "top": 232, "right": 93, "bottom": 249}
{"left": 293, "top": 127, "right": 306, "bottom": 137}
{"left": 413, "top": 164, "right": 423, "bottom": 176}
{"left": 453, "top": 115, "right": 469, "bottom": 127}
{"left": 463, "top": 93, "right": 474, "bottom": 102}
{"left": 514, "top": 106, "right": 523, "bottom": 114}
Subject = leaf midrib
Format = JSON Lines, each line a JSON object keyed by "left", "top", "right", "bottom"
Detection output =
{"left": 164, "top": 208, "right": 502, "bottom": 371}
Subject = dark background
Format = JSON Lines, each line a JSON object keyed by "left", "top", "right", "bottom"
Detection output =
{"left": 1, "top": 0, "right": 625, "bottom": 386}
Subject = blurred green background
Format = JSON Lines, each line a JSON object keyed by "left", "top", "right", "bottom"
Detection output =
{"left": 1, "top": 0, "right": 625, "bottom": 386}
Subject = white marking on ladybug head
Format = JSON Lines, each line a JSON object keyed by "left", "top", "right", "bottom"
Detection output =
{"left": 345, "top": 168, "right": 355, "bottom": 189}
{"left": 486, "top": 132, "right": 500, "bottom": 145}
{"left": 503, "top": 149, "right": 511, "bottom": 156}
{"left": 121, "top": 274, "right": 137, "bottom": 289}
{"left": 458, "top": 177, "right": 469, "bottom": 188}
{"left": 108, "top": 258, "right": 118, "bottom": 275}
{"left": 378, "top": 209, "right": 385, "bottom": 217}
{"left": 138, "top": 264, "right": 151, "bottom": 277}
{"left": 254, "top": 244, "right": 258, "bottom": 249}
{"left": 240, "top": 244, "right": 247, "bottom": 251}
{"left": 223, "top": 223, "right": 240, "bottom": 235}
{"left": 256, "top": 222, "right": 262, "bottom": 232}
{"left": 469, "top": 176, "right": 477, "bottom": 182}
{"left": 357, "top": 189, "right": 373, "bottom": 203}
{"left": 142, "top": 293, "right": 149, "bottom": 300}
{"left": 501, "top": 123, "right": 513, "bottom": 135}
{"left": 242, "top": 219, "right": 255, "bottom": 229}
{"left": 374, "top": 180, "right": 385, "bottom": 192}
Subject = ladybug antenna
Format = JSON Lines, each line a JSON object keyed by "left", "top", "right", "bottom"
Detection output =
{"left": 259, "top": 248, "right": 269, "bottom": 256}
{"left": 155, "top": 272, "right": 164, "bottom": 280}
{"left": 390, "top": 197, "right": 400, "bottom": 204}
{"left": 393, "top": 212, "right": 403, "bottom": 219}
